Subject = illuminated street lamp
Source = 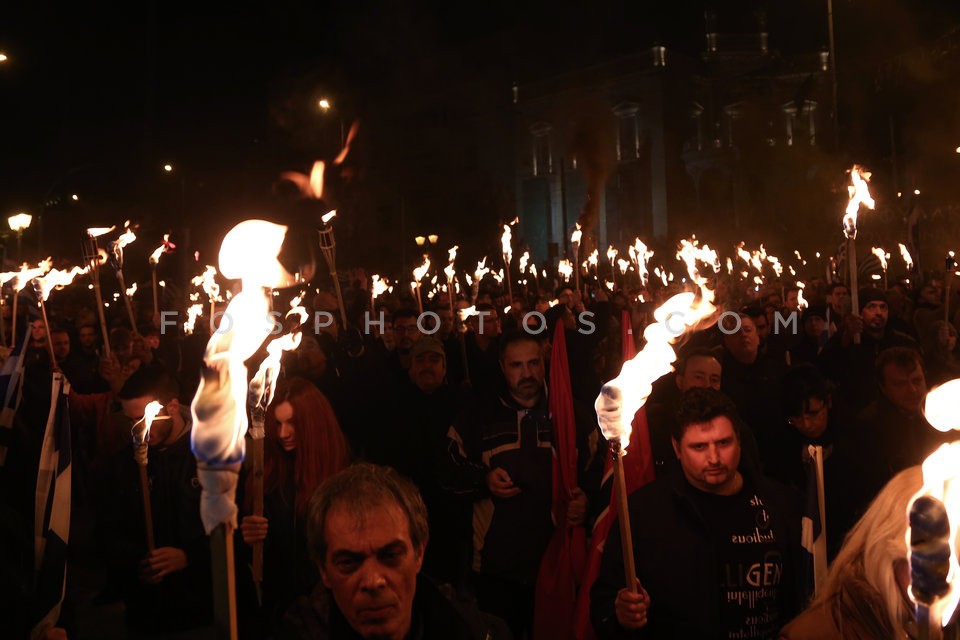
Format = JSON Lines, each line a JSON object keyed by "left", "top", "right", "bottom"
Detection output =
{"left": 0, "top": 53, "right": 8, "bottom": 63}
{"left": 8, "top": 212, "right": 32, "bottom": 259}
{"left": 163, "top": 163, "right": 173, "bottom": 172}
{"left": 415, "top": 236, "right": 426, "bottom": 246}
{"left": 71, "top": 194, "right": 79, "bottom": 201}
{"left": 318, "top": 98, "right": 331, "bottom": 111}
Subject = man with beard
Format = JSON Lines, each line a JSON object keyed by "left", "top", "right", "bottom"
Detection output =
{"left": 818, "top": 287, "right": 919, "bottom": 411}
{"left": 591, "top": 388, "right": 802, "bottom": 639}
{"left": 440, "top": 331, "right": 599, "bottom": 639}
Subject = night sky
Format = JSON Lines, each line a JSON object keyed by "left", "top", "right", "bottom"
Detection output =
{"left": 2, "top": 1, "right": 960, "bottom": 269}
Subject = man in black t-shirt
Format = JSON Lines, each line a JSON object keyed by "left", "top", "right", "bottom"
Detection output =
{"left": 591, "top": 388, "right": 802, "bottom": 639}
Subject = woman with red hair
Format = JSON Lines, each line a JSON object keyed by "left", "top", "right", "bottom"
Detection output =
{"left": 238, "top": 377, "right": 351, "bottom": 635}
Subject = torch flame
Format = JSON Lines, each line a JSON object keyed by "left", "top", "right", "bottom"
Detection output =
{"left": 474, "top": 258, "right": 489, "bottom": 283}
{"left": 900, "top": 243, "right": 915, "bottom": 271}
{"left": 192, "top": 265, "right": 224, "bottom": 303}
{"left": 458, "top": 305, "right": 477, "bottom": 322}
{"left": 607, "top": 245, "right": 618, "bottom": 263}
{"left": 321, "top": 210, "right": 337, "bottom": 225}
{"left": 570, "top": 223, "right": 582, "bottom": 247}
{"left": 371, "top": 275, "right": 390, "bottom": 300}
{"left": 35, "top": 265, "right": 90, "bottom": 301}
{"left": 126, "top": 282, "right": 138, "bottom": 298}
{"left": 587, "top": 249, "right": 599, "bottom": 267}
{"left": 191, "top": 220, "right": 293, "bottom": 476}
{"left": 843, "top": 166, "right": 875, "bottom": 239}
{"left": 501, "top": 225, "right": 513, "bottom": 265}
{"left": 184, "top": 304, "right": 204, "bottom": 334}
{"left": 149, "top": 244, "right": 165, "bottom": 265}
{"left": 519, "top": 251, "right": 529, "bottom": 275}
{"left": 86, "top": 226, "right": 116, "bottom": 238}
{"left": 413, "top": 256, "right": 431, "bottom": 283}
{"left": 597, "top": 241, "right": 717, "bottom": 450}
{"left": 628, "top": 238, "right": 654, "bottom": 285}
{"left": 3, "top": 259, "right": 54, "bottom": 292}
{"left": 115, "top": 221, "right": 137, "bottom": 250}
{"left": 558, "top": 259, "right": 573, "bottom": 282}
{"left": 132, "top": 400, "right": 165, "bottom": 447}
{"left": 872, "top": 247, "right": 889, "bottom": 272}
{"left": 618, "top": 258, "right": 630, "bottom": 275}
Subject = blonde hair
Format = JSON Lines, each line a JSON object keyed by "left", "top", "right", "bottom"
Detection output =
{"left": 813, "top": 466, "right": 922, "bottom": 633}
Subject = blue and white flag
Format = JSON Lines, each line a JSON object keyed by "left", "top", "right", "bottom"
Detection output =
{"left": 0, "top": 332, "right": 28, "bottom": 467}
{"left": 801, "top": 444, "right": 828, "bottom": 601}
{"left": 32, "top": 372, "right": 72, "bottom": 639}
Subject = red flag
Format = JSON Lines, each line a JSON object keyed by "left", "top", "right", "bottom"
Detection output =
{"left": 533, "top": 321, "right": 586, "bottom": 639}
{"left": 571, "top": 310, "right": 655, "bottom": 640}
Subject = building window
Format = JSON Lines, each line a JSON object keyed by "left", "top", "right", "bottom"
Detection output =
{"left": 782, "top": 100, "right": 818, "bottom": 147}
{"left": 723, "top": 103, "right": 744, "bottom": 148}
{"left": 690, "top": 102, "right": 704, "bottom": 151}
{"left": 530, "top": 122, "right": 553, "bottom": 176}
{"left": 612, "top": 102, "right": 641, "bottom": 162}
{"left": 652, "top": 45, "right": 667, "bottom": 67}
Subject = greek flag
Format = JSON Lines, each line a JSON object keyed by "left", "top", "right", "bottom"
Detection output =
{"left": 32, "top": 372, "right": 72, "bottom": 638}
{"left": 801, "top": 444, "right": 828, "bottom": 600}
{"left": 0, "top": 333, "right": 27, "bottom": 467}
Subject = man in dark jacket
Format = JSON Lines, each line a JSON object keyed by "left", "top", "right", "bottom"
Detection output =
{"left": 591, "top": 388, "right": 802, "bottom": 639}
{"left": 282, "top": 463, "right": 507, "bottom": 639}
{"left": 439, "top": 330, "right": 600, "bottom": 638}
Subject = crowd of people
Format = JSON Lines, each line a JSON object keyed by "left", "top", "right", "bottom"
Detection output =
{"left": 2, "top": 266, "right": 959, "bottom": 639}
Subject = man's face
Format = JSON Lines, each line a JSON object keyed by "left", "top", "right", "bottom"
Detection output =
{"left": 785, "top": 290, "right": 800, "bottom": 311}
{"left": 500, "top": 340, "right": 544, "bottom": 404}
{"left": 321, "top": 501, "right": 423, "bottom": 640}
{"left": 788, "top": 397, "right": 830, "bottom": 439}
{"left": 392, "top": 318, "right": 420, "bottom": 351}
{"left": 408, "top": 352, "right": 445, "bottom": 394}
{"left": 723, "top": 316, "right": 759, "bottom": 364}
{"left": 676, "top": 356, "right": 721, "bottom": 391}
{"left": 557, "top": 288, "right": 574, "bottom": 310}
{"left": 861, "top": 301, "right": 888, "bottom": 334}
{"left": 51, "top": 332, "right": 70, "bottom": 361}
{"left": 78, "top": 326, "right": 97, "bottom": 349}
{"left": 437, "top": 309, "right": 454, "bottom": 336}
{"left": 672, "top": 416, "right": 741, "bottom": 494}
{"left": 829, "top": 286, "right": 849, "bottom": 313}
{"left": 752, "top": 314, "right": 770, "bottom": 344}
{"left": 880, "top": 361, "right": 926, "bottom": 415}
{"left": 30, "top": 320, "right": 45, "bottom": 341}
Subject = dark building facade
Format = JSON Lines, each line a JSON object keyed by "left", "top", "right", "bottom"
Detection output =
{"left": 515, "top": 10, "right": 835, "bottom": 263}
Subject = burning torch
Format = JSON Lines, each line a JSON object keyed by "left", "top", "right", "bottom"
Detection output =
{"left": 132, "top": 401, "right": 166, "bottom": 552}
{"left": 84, "top": 227, "right": 114, "bottom": 356}
{"left": 570, "top": 223, "right": 582, "bottom": 292}
{"left": 149, "top": 234, "right": 175, "bottom": 321}
{"left": 110, "top": 222, "right": 140, "bottom": 335}
{"left": 842, "top": 166, "right": 875, "bottom": 345}
{"left": 191, "top": 220, "right": 297, "bottom": 640}
{"left": 316, "top": 211, "right": 348, "bottom": 330}
{"left": 247, "top": 297, "right": 306, "bottom": 605}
